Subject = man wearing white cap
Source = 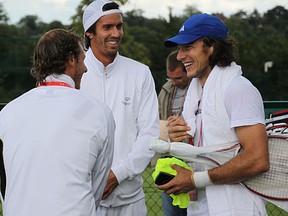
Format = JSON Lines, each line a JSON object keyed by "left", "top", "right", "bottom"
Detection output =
{"left": 158, "top": 14, "right": 269, "bottom": 216}
{"left": 80, "top": 0, "right": 159, "bottom": 215}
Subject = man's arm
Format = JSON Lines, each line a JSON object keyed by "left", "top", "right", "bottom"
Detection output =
{"left": 92, "top": 110, "right": 115, "bottom": 203}
{"left": 158, "top": 123, "right": 269, "bottom": 195}
{"left": 103, "top": 68, "right": 159, "bottom": 198}
{"left": 208, "top": 124, "right": 269, "bottom": 184}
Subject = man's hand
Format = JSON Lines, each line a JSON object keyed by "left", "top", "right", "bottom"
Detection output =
{"left": 102, "top": 170, "right": 119, "bottom": 199}
{"left": 157, "top": 164, "right": 195, "bottom": 195}
{"left": 167, "top": 116, "right": 192, "bottom": 142}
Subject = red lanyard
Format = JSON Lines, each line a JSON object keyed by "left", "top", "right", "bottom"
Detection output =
{"left": 197, "top": 120, "right": 203, "bottom": 147}
{"left": 38, "top": 82, "right": 72, "bottom": 88}
{"left": 196, "top": 99, "right": 202, "bottom": 147}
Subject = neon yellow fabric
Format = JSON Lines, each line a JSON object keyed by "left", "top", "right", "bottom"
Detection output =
{"left": 152, "top": 157, "right": 193, "bottom": 208}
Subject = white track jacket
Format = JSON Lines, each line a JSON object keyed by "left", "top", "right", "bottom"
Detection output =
{"left": 0, "top": 74, "right": 115, "bottom": 216}
{"left": 80, "top": 49, "right": 159, "bottom": 207}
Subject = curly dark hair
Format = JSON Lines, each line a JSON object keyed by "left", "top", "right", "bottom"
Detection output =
{"left": 30, "top": 29, "right": 82, "bottom": 85}
{"left": 201, "top": 36, "right": 238, "bottom": 68}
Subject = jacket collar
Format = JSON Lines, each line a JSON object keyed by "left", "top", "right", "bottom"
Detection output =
{"left": 86, "top": 48, "right": 119, "bottom": 75}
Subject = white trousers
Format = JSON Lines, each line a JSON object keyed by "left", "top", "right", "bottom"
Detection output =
{"left": 96, "top": 198, "right": 147, "bottom": 216}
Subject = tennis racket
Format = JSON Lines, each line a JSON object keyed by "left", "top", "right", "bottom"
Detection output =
{"left": 149, "top": 136, "right": 288, "bottom": 202}
{"left": 150, "top": 139, "right": 241, "bottom": 168}
{"left": 266, "top": 109, "right": 288, "bottom": 125}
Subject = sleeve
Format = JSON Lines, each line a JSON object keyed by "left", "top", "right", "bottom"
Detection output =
{"left": 224, "top": 77, "right": 265, "bottom": 128}
{"left": 158, "top": 81, "right": 173, "bottom": 121}
{"left": 90, "top": 110, "right": 115, "bottom": 207}
{"left": 158, "top": 89, "right": 164, "bottom": 120}
{"left": 112, "top": 68, "right": 160, "bottom": 183}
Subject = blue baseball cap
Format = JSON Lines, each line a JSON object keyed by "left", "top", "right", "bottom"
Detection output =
{"left": 164, "top": 13, "right": 228, "bottom": 47}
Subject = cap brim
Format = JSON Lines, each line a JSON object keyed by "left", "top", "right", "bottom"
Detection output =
{"left": 164, "top": 34, "right": 202, "bottom": 48}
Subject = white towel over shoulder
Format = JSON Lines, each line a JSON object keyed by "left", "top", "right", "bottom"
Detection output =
{"left": 183, "top": 62, "right": 242, "bottom": 146}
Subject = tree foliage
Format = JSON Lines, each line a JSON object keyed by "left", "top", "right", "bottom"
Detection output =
{"left": 0, "top": 1, "right": 288, "bottom": 101}
{"left": 0, "top": 2, "right": 8, "bottom": 24}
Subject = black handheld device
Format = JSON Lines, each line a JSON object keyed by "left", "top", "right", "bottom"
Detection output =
{"left": 155, "top": 172, "right": 175, "bottom": 185}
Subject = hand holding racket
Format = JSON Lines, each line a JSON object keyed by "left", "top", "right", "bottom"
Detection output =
{"left": 150, "top": 139, "right": 241, "bottom": 168}
{"left": 150, "top": 111, "right": 288, "bottom": 211}
{"left": 150, "top": 136, "right": 288, "bottom": 207}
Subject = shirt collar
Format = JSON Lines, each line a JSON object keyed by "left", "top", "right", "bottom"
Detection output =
{"left": 44, "top": 74, "right": 75, "bottom": 88}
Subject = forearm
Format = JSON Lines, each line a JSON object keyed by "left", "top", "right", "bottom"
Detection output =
{"left": 207, "top": 150, "right": 269, "bottom": 185}
{"left": 205, "top": 124, "right": 269, "bottom": 185}
{"left": 112, "top": 140, "right": 156, "bottom": 183}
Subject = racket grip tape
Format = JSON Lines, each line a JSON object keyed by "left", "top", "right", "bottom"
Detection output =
{"left": 192, "top": 171, "right": 214, "bottom": 188}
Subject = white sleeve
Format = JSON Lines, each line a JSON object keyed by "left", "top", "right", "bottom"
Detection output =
{"left": 224, "top": 77, "right": 265, "bottom": 128}
{"left": 112, "top": 69, "right": 159, "bottom": 182}
{"left": 91, "top": 110, "right": 115, "bottom": 207}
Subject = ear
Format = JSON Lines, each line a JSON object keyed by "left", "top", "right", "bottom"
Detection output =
{"left": 85, "top": 32, "right": 93, "bottom": 39}
{"left": 66, "top": 52, "right": 76, "bottom": 68}
{"left": 208, "top": 46, "right": 214, "bottom": 56}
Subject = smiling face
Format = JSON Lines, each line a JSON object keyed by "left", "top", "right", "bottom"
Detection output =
{"left": 177, "top": 39, "right": 214, "bottom": 86}
{"left": 86, "top": 13, "right": 123, "bottom": 66}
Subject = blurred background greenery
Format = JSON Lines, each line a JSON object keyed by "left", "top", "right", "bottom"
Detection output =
{"left": 0, "top": 0, "right": 288, "bottom": 103}
{"left": 0, "top": 0, "right": 288, "bottom": 214}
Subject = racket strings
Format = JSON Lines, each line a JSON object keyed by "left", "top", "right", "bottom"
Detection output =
{"left": 244, "top": 137, "right": 288, "bottom": 200}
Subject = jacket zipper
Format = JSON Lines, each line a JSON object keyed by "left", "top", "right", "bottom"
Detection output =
{"left": 103, "top": 67, "right": 107, "bottom": 104}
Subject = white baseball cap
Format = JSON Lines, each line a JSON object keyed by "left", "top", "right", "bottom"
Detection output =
{"left": 83, "top": 0, "right": 123, "bottom": 32}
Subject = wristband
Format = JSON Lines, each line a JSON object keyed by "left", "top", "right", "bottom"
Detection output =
{"left": 192, "top": 171, "right": 213, "bottom": 188}
{"left": 167, "top": 143, "right": 172, "bottom": 153}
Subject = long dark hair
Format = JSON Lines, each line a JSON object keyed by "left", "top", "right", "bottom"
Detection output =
{"left": 202, "top": 36, "right": 238, "bottom": 68}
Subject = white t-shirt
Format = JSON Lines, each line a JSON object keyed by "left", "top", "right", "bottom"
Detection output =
{"left": 188, "top": 75, "right": 265, "bottom": 216}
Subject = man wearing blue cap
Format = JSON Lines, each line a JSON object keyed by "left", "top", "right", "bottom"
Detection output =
{"left": 158, "top": 14, "right": 269, "bottom": 216}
